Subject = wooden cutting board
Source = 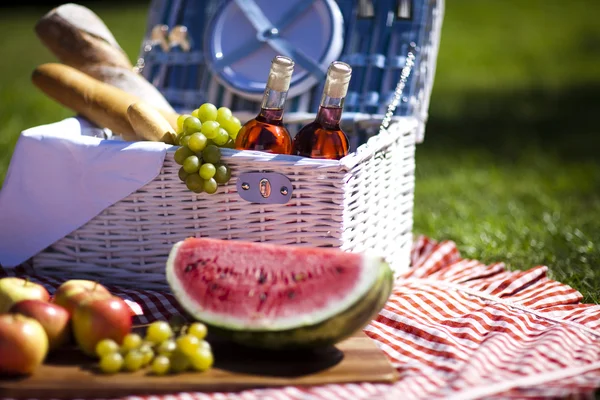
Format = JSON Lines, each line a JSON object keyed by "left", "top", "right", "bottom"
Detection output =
{"left": 0, "top": 331, "right": 397, "bottom": 399}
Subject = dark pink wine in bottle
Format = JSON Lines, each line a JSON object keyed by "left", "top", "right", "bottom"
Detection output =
{"left": 293, "top": 62, "right": 352, "bottom": 160}
{"left": 235, "top": 56, "right": 295, "bottom": 155}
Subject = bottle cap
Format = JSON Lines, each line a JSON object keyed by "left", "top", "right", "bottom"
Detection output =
{"left": 266, "top": 56, "right": 295, "bottom": 92}
{"left": 323, "top": 61, "right": 352, "bottom": 98}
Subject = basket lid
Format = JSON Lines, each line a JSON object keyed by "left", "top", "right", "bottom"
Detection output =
{"left": 204, "top": 0, "right": 344, "bottom": 101}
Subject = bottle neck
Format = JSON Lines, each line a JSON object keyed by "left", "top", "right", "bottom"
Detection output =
{"left": 261, "top": 87, "right": 288, "bottom": 111}
{"left": 257, "top": 87, "right": 287, "bottom": 124}
{"left": 316, "top": 95, "right": 345, "bottom": 127}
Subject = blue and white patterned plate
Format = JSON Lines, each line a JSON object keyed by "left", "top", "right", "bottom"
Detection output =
{"left": 204, "top": 0, "right": 345, "bottom": 101}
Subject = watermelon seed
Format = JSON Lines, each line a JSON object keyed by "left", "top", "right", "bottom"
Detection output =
{"left": 257, "top": 273, "right": 267, "bottom": 284}
{"left": 335, "top": 266, "right": 344, "bottom": 274}
{"left": 219, "top": 273, "right": 227, "bottom": 279}
{"left": 209, "top": 283, "right": 219, "bottom": 291}
{"left": 259, "top": 293, "right": 267, "bottom": 302}
{"left": 293, "top": 273, "right": 306, "bottom": 282}
{"left": 287, "top": 290, "right": 295, "bottom": 299}
{"left": 184, "top": 264, "right": 196, "bottom": 273}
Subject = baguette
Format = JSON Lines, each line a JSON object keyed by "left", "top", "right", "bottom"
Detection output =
{"left": 35, "top": 3, "right": 176, "bottom": 114}
{"left": 35, "top": 3, "right": 132, "bottom": 70}
{"left": 82, "top": 65, "right": 175, "bottom": 113}
{"left": 32, "top": 63, "right": 179, "bottom": 141}
{"left": 127, "top": 102, "right": 177, "bottom": 144}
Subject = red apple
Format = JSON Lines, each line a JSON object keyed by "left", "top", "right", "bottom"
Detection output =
{"left": 9, "top": 299, "right": 71, "bottom": 351}
{"left": 72, "top": 294, "right": 132, "bottom": 357}
{"left": 0, "top": 313, "right": 49, "bottom": 375}
{"left": 0, "top": 277, "right": 50, "bottom": 313}
{"left": 53, "top": 279, "right": 111, "bottom": 315}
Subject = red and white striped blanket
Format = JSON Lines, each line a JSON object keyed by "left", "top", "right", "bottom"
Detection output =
{"left": 2, "top": 236, "right": 599, "bottom": 399}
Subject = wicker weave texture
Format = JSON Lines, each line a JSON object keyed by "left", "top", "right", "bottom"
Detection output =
{"left": 341, "top": 125, "right": 415, "bottom": 272}
{"left": 32, "top": 120, "right": 416, "bottom": 290}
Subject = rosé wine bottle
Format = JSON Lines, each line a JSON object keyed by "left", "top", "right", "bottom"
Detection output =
{"left": 235, "top": 56, "right": 295, "bottom": 155}
{"left": 292, "top": 61, "right": 352, "bottom": 160}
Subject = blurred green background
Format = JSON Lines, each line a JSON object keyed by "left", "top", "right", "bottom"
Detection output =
{"left": 0, "top": 0, "right": 598, "bottom": 302}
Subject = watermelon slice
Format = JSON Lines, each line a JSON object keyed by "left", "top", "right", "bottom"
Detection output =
{"left": 166, "top": 238, "right": 393, "bottom": 349}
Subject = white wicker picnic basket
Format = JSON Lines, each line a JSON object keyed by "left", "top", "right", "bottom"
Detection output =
{"left": 30, "top": 0, "right": 444, "bottom": 290}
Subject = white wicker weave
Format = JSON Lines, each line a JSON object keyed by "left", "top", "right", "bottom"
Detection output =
{"left": 31, "top": 117, "right": 417, "bottom": 290}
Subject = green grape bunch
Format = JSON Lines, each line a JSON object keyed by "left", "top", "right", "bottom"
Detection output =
{"left": 95, "top": 320, "right": 213, "bottom": 375}
{"left": 173, "top": 103, "right": 239, "bottom": 195}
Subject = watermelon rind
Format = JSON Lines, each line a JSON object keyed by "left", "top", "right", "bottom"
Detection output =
{"left": 165, "top": 239, "right": 384, "bottom": 331}
{"left": 165, "top": 239, "right": 394, "bottom": 349}
{"left": 210, "top": 258, "right": 394, "bottom": 350}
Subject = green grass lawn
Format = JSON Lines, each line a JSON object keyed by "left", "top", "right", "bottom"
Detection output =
{"left": 0, "top": 1, "right": 599, "bottom": 302}
{"left": 417, "top": 0, "right": 600, "bottom": 303}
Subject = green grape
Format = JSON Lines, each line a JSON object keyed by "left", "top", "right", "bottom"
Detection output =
{"left": 213, "top": 164, "right": 232, "bottom": 184}
{"left": 177, "top": 114, "right": 191, "bottom": 132}
{"left": 214, "top": 164, "right": 231, "bottom": 184}
{"left": 178, "top": 167, "right": 189, "bottom": 182}
{"left": 183, "top": 116, "right": 203, "bottom": 134}
{"left": 176, "top": 334, "right": 200, "bottom": 356}
{"left": 156, "top": 339, "right": 176, "bottom": 356}
{"left": 174, "top": 146, "right": 194, "bottom": 165}
{"left": 229, "top": 127, "right": 240, "bottom": 141}
{"left": 213, "top": 128, "right": 230, "bottom": 146}
{"left": 99, "top": 352, "right": 123, "bottom": 374}
{"left": 180, "top": 134, "right": 191, "bottom": 148}
{"left": 199, "top": 163, "right": 216, "bottom": 180}
{"left": 230, "top": 116, "right": 241, "bottom": 126}
{"left": 123, "top": 350, "right": 145, "bottom": 372}
{"left": 201, "top": 121, "right": 220, "bottom": 139}
{"left": 185, "top": 174, "right": 204, "bottom": 193}
{"left": 183, "top": 155, "right": 201, "bottom": 173}
{"left": 189, "top": 347, "right": 214, "bottom": 372}
{"left": 169, "top": 349, "right": 190, "bottom": 373}
{"left": 188, "top": 133, "right": 208, "bottom": 153}
{"left": 221, "top": 117, "right": 242, "bottom": 138}
{"left": 121, "top": 333, "right": 143, "bottom": 352}
{"left": 200, "top": 340, "right": 211, "bottom": 352}
{"left": 202, "top": 145, "right": 221, "bottom": 164}
{"left": 176, "top": 131, "right": 187, "bottom": 146}
{"left": 96, "top": 338, "right": 119, "bottom": 359}
{"left": 188, "top": 322, "right": 208, "bottom": 340}
{"left": 151, "top": 355, "right": 170, "bottom": 376}
{"left": 224, "top": 138, "right": 236, "bottom": 149}
{"left": 216, "top": 107, "right": 233, "bottom": 125}
{"left": 203, "top": 178, "right": 218, "bottom": 194}
{"left": 140, "top": 344, "right": 155, "bottom": 366}
{"left": 191, "top": 108, "right": 200, "bottom": 120}
{"left": 197, "top": 103, "right": 218, "bottom": 123}
{"left": 146, "top": 320, "right": 174, "bottom": 344}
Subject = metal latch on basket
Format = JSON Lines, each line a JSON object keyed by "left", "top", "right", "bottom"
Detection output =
{"left": 236, "top": 172, "right": 293, "bottom": 204}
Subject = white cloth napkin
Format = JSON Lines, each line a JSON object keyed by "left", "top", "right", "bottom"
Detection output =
{"left": 0, "top": 117, "right": 170, "bottom": 267}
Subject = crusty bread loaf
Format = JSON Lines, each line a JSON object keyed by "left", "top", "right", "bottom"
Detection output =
{"left": 127, "top": 102, "right": 177, "bottom": 143}
{"left": 35, "top": 3, "right": 176, "bottom": 114}
{"left": 32, "top": 63, "right": 179, "bottom": 141}
{"left": 35, "top": 3, "right": 132, "bottom": 70}
{"left": 83, "top": 65, "right": 175, "bottom": 113}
